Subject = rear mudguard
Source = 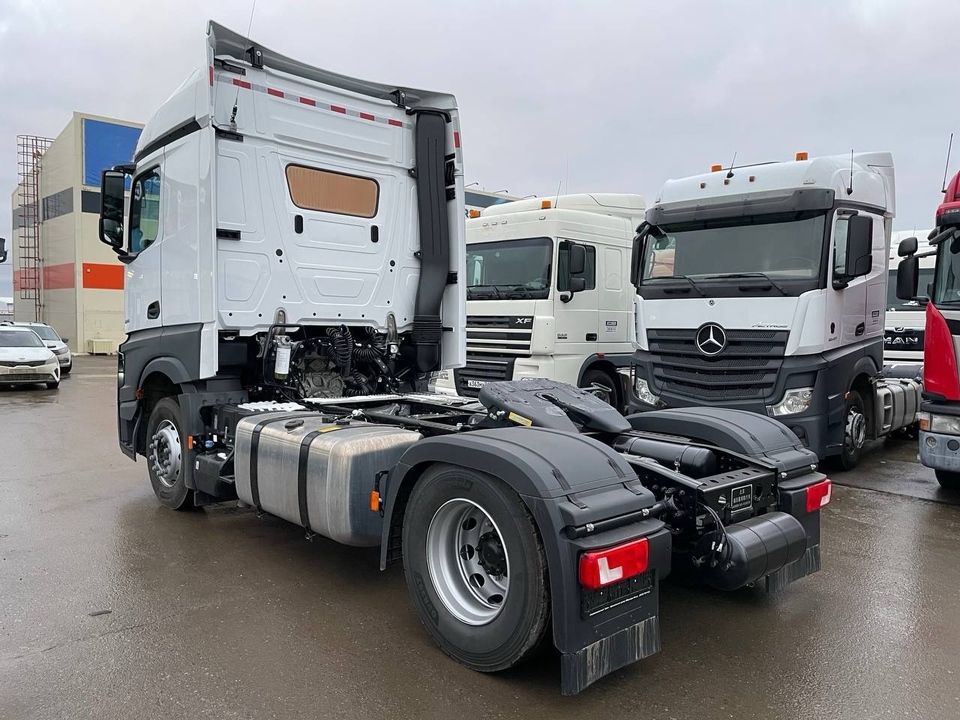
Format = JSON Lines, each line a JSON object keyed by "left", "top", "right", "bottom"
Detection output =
{"left": 379, "top": 426, "right": 672, "bottom": 695}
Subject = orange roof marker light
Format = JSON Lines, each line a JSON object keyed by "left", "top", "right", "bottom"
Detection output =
{"left": 711, "top": 164, "right": 723, "bottom": 172}
{"left": 796, "top": 152, "right": 808, "bottom": 161}
{"left": 541, "top": 200, "right": 552, "bottom": 209}
{"left": 468, "top": 209, "right": 481, "bottom": 218}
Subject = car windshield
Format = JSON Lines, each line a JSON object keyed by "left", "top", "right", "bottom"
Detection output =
{"left": 466, "top": 237, "right": 553, "bottom": 300}
{"left": 0, "top": 330, "right": 43, "bottom": 348}
{"left": 26, "top": 325, "right": 59, "bottom": 341}
{"left": 887, "top": 268, "right": 934, "bottom": 311}
{"left": 641, "top": 212, "right": 826, "bottom": 284}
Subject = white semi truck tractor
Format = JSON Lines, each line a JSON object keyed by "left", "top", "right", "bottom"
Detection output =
{"left": 100, "top": 21, "right": 834, "bottom": 695}
{"left": 629, "top": 152, "right": 922, "bottom": 469}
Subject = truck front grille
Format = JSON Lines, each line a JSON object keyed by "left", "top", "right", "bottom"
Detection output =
{"left": 454, "top": 355, "right": 515, "bottom": 397}
{"left": 647, "top": 328, "right": 788, "bottom": 401}
{"left": 465, "top": 315, "right": 533, "bottom": 357}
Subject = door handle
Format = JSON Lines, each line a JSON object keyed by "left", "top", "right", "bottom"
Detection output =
{"left": 586, "top": 333, "right": 598, "bottom": 341}
{"left": 855, "top": 322, "right": 865, "bottom": 337}
{"left": 147, "top": 301, "right": 160, "bottom": 319}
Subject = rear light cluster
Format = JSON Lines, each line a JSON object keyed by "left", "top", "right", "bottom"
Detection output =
{"left": 805, "top": 478, "right": 833, "bottom": 513}
{"left": 924, "top": 303, "right": 960, "bottom": 401}
{"left": 578, "top": 537, "right": 649, "bottom": 590}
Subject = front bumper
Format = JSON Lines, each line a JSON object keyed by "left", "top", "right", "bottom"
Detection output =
{"left": 55, "top": 351, "right": 72, "bottom": 367}
{"left": 918, "top": 429, "right": 960, "bottom": 472}
{"left": 0, "top": 362, "right": 60, "bottom": 384}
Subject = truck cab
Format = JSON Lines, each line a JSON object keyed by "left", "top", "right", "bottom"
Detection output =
{"left": 885, "top": 229, "right": 934, "bottom": 363}
{"left": 433, "top": 193, "right": 644, "bottom": 410}
{"left": 630, "top": 152, "right": 920, "bottom": 468}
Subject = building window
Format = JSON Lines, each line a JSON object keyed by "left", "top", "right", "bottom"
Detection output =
{"left": 285, "top": 165, "right": 379, "bottom": 218}
{"left": 130, "top": 169, "right": 161, "bottom": 253}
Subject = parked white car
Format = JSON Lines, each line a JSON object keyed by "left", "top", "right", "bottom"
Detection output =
{"left": 10, "top": 321, "right": 72, "bottom": 373}
{"left": 0, "top": 326, "right": 61, "bottom": 389}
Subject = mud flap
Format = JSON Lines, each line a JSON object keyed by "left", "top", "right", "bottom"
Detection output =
{"left": 765, "top": 544, "right": 821, "bottom": 592}
{"left": 560, "top": 615, "right": 661, "bottom": 696}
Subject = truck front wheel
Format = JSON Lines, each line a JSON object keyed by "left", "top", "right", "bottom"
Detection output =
{"left": 839, "top": 390, "right": 867, "bottom": 470}
{"left": 402, "top": 464, "right": 550, "bottom": 673}
{"left": 145, "top": 398, "right": 193, "bottom": 511}
{"left": 580, "top": 368, "right": 619, "bottom": 411}
{"left": 935, "top": 470, "right": 960, "bottom": 491}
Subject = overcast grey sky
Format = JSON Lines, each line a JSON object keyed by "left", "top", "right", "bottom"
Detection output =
{"left": 1, "top": 0, "right": 958, "bottom": 298}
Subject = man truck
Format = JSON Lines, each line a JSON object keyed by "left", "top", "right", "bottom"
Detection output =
{"left": 100, "top": 21, "right": 833, "bottom": 695}
{"left": 896, "top": 169, "right": 960, "bottom": 489}
{"left": 885, "top": 229, "right": 934, "bottom": 363}
{"left": 629, "top": 153, "right": 922, "bottom": 469}
{"left": 433, "top": 194, "right": 644, "bottom": 410}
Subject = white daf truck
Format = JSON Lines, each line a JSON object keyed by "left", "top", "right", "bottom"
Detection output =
{"left": 98, "top": 21, "right": 835, "bottom": 695}
{"left": 629, "top": 152, "right": 922, "bottom": 469}
{"left": 433, "top": 194, "right": 643, "bottom": 409}
{"left": 885, "top": 229, "right": 934, "bottom": 363}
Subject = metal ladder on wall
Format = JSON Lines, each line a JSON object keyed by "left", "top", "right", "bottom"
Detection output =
{"left": 16, "top": 135, "right": 53, "bottom": 322}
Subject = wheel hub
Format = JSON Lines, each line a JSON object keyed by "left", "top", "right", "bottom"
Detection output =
{"left": 846, "top": 407, "right": 866, "bottom": 450}
{"left": 150, "top": 419, "right": 181, "bottom": 488}
{"left": 426, "top": 498, "right": 511, "bottom": 626}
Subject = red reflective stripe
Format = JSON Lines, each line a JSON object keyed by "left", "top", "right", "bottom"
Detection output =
{"left": 267, "top": 88, "right": 284, "bottom": 98}
{"left": 388, "top": 118, "right": 402, "bottom": 127}
{"left": 330, "top": 105, "right": 346, "bottom": 114}
{"left": 208, "top": 66, "right": 214, "bottom": 87}
{"left": 43, "top": 263, "right": 75, "bottom": 290}
{"left": 299, "top": 97, "right": 316, "bottom": 106}
{"left": 454, "top": 131, "right": 461, "bottom": 148}
{"left": 232, "top": 78, "right": 251, "bottom": 89}
{"left": 359, "top": 112, "right": 375, "bottom": 121}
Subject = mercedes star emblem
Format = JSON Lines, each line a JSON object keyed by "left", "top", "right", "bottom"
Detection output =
{"left": 695, "top": 323, "right": 727, "bottom": 356}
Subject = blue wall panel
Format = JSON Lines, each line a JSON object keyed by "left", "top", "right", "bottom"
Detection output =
{"left": 82, "top": 119, "right": 142, "bottom": 187}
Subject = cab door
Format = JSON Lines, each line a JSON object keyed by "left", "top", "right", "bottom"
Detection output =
{"left": 554, "top": 239, "right": 599, "bottom": 359}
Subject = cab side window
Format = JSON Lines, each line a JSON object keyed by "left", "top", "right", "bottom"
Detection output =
{"left": 832, "top": 216, "right": 849, "bottom": 279}
{"left": 129, "top": 170, "right": 161, "bottom": 253}
{"left": 558, "top": 243, "right": 597, "bottom": 290}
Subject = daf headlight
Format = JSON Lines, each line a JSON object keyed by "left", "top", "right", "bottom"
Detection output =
{"left": 768, "top": 387, "right": 813, "bottom": 417}
{"left": 928, "top": 414, "right": 960, "bottom": 436}
{"left": 634, "top": 377, "right": 659, "bottom": 406}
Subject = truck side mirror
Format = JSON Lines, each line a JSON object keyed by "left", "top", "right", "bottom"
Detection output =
{"left": 99, "top": 170, "right": 126, "bottom": 251}
{"left": 630, "top": 234, "right": 642, "bottom": 286}
{"left": 844, "top": 215, "right": 873, "bottom": 278}
{"left": 0, "top": 237, "right": 7, "bottom": 264}
{"left": 896, "top": 255, "right": 920, "bottom": 301}
{"left": 897, "top": 236, "right": 918, "bottom": 257}
{"left": 569, "top": 277, "right": 586, "bottom": 293}
{"left": 568, "top": 243, "right": 586, "bottom": 276}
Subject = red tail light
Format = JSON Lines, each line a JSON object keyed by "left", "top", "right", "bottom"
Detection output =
{"left": 924, "top": 303, "right": 960, "bottom": 401}
{"left": 579, "top": 537, "right": 649, "bottom": 590}
{"left": 805, "top": 478, "right": 833, "bottom": 512}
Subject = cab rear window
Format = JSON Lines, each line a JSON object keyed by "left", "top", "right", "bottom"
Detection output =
{"left": 285, "top": 165, "right": 379, "bottom": 218}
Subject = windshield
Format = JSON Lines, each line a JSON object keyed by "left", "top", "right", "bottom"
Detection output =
{"left": 888, "top": 268, "right": 933, "bottom": 311}
{"left": 25, "top": 325, "right": 59, "bottom": 341}
{"left": 0, "top": 330, "right": 44, "bottom": 348}
{"left": 640, "top": 212, "right": 826, "bottom": 291}
{"left": 935, "top": 231, "right": 960, "bottom": 306}
{"left": 466, "top": 237, "right": 553, "bottom": 300}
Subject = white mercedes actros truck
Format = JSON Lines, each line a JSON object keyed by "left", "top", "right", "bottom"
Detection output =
{"left": 629, "top": 153, "right": 922, "bottom": 469}
{"left": 99, "top": 21, "right": 835, "bottom": 695}
{"left": 433, "top": 194, "right": 644, "bottom": 409}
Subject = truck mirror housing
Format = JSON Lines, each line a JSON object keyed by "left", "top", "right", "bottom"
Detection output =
{"left": 568, "top": 243, "right": 586, "bottom": 276}
{"left": 844, "top": 215, "right": 873, "bottom": 278}
{"left": 896, "top": 255, "right": 920, "bottom": 301}
{"left": 897, "top": 236, "right": 918, "bottom": 257}
{"left": 0, "top": 237, "right": 7, "bottom": 264}
{"left": 99, "top": 170, "right": 126, "bottom": 250}
{"left": 630, "top": 234, "right": 642, "bottom": 286}
{"left": 569, "top": 276, "right": 586, "bottom": 293}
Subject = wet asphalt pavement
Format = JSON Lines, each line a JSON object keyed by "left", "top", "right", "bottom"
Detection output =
{"left": 1, "top": 357, "right": 959, "bottom": 720}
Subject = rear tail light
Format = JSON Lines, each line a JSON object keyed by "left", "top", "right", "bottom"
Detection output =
{"left": 924, "top": 302, "right": 960, "bottom": 401}
{"left": 579, "top": 537, "right": 649, "bottom": 590}
{"left": 805, "top": 478, "right": 833, "bottom": 512}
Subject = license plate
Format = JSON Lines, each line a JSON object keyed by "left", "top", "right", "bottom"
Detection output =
{"left": 729, "top": 484, "right": 753, "bottom": 511}
{"left": 466, "top": 379, "right": 486, "bottom": 389}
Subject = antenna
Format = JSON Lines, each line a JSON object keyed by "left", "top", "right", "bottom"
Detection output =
{"left": 846, "top": 149, "right": 854, "bottom": 195}
{"left": 230, "top": 0, "right": 260, "bottom": 130}
{"left": 555, "top": 181, "right": 562, "bottom": 209}
{"left": 725, "top": 151, "right": 737, "bottom": 178}
{"left": 941, "top": 132, "right": 955, "bottom": 194}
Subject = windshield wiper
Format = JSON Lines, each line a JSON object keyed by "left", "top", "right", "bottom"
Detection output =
{"left": 651, "top": 275, "right": 707, "bottom": 297}
{"left": 704, "top": 272, "right": 789, "bottom": 296}
{"left": 503, "top": 285, "right": 534, "bottom": 298}
{"left": 467, "top": 284, "right": 503, "bottom": 299}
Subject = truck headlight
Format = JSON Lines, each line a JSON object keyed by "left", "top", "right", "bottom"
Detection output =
{"left": 768, "top": 387, "right": 813, "bottom": 417}
{"left": 634, "top": 377, "right": 659, "bottom": 406}
{"left": 928, "top": 414, "right": 960, "bottom": 435}
{"left": 426, "top": 370, "right": 449, "bottom": 392}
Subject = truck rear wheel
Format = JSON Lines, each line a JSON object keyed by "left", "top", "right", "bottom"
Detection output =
{"left": 935, "top": 470, "right": 960, "bottom": 491}
{"left": 402, "top": 464, "right": 550, "bottom": 673}
{"left": 145, "top": 398, "right": 193, "bottom": 511}
{"left": 839, "top": 390, "right": 867, "bottom": 470}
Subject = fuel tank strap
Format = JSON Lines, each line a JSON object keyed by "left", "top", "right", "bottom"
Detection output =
{"left": 297, "top": 430, "right": 323, "bottom": 529}
{"left": 248, "top": 415, "right": 289, "bottom": 512}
